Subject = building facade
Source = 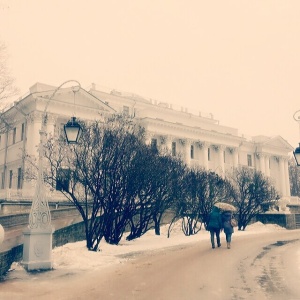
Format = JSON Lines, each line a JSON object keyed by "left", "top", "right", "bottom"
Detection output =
{"left": 0, "top": 82, "right": 293, "bottom": 202}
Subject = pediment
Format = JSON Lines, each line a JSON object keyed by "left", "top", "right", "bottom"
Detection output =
{"left": 253, "top": 135, "right": 293, "bottom": 151}
{"left": 32, "top": 83, "right": 116, "bottom": 113}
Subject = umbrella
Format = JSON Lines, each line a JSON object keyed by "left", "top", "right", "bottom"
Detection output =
{"left": 214, "top": 202, "right": 236, "bottom": 212}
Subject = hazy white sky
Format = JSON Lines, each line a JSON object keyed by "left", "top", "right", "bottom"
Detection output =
{"left": 1, "top": 1, "right": 300, "bottom": 148}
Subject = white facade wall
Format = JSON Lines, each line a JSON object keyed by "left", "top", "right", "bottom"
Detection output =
{"left": 0, "top": 82, "right": 294, "bottom": 201}
{"left": 90, "top": 87, "right": 293, "bottom": 197}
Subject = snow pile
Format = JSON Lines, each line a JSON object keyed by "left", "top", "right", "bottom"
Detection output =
{"left": 8, "top": 221, "right": 287, "bottom": 274}
{"left": 243, "top": 221, "right": 286, "bottom": 232}
{"left": 52, "top": 221, "right": 202, "bottom": 270}
{"left": 49, "top": 221, "right": 285, "bottom": 271}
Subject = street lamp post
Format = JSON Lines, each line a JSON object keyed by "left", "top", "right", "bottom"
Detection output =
{"left": 22, "top": 80, "right": 81, "bottom": 271}
{"left": 293, "top": 110, "right": 300, "bottom": 166}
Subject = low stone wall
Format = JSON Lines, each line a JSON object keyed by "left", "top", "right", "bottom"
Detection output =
{"left": 53, "top": 221, "right": 86, "bottom": 248}
{"left": 0, "top": 245, "right": 23, "bottom": 280}
{"left": 0, "top": 208, "right": 80, "bottom": 229}
{"left": 256, "top": 213, "right": 296, "bottom": 229}
{"left": 0, "top": 221, "right": 86, "bottom": 279}
{"left": 0, "top": 201, "right": 74, "bottom": 215}
{"left": 287, "top": 205, "right": 300, "bottom": 214}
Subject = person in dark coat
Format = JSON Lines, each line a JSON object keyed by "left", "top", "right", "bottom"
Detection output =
{"left": 207, "top": 206, "right": 223, "bottom": 249}
{"left": 222, "top": 210, "right": 234, "bottom": 249}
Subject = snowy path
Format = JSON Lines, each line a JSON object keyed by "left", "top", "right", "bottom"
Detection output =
{"left": 1, "top": 224, "right": 300, "bottom": 299}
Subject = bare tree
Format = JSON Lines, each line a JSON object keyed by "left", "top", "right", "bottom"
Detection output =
{"left": 42, "top": 115, "right": 148, "bottom": 250}
{"left": 229, "top": 167, "right": 279, "bottom": 231}
{"left": 173, "top": 168, "right": 234, "bottom": 236}
{"left": 0, "top": 41, "right": 18, "bottom": 102}
{"left": 126, "top": 152, "right": 185, "bottom": 240}
{"left": 0, "top": 41, "right": 19, "bottom": 133}
{"left": 100, "top": 117, "right": 147, "bottom": 245}
{"left": 124, "top": 146, "right": 158, "bottom": 241}
{"left": 149, "top": 155, "right": 186, "bottom": 235}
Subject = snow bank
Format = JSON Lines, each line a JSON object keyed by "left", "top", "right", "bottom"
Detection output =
{"left": 49, "top": 221, "right": 285, "bottom": 271}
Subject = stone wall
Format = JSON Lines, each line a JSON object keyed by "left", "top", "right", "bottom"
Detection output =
{"left": 287, "top": 205, "right": 300, "bottom": 214}
{"left": 0, "top": 208, "right": 80, "bottom": 229}
{"left": 0, "top": 201, "right": 74, "bottom": 215}
{"left": 0, "top": 245, "right": 23, "bottom": 280}
{"left": 53, "top": 221, "right": 86, "bottom": 248}
{"left": 256, "top": 213, "right": 296, "bottom": 229}
{"left": 0, "top": 221, "right": 86, "bottom": 279}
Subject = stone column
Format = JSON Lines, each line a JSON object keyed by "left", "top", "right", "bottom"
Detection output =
{"left": 279, "top": 157, "right": 286, "bottom": 197}
{"left": 183, "top": 139, "right": 191, "bottom": 166}
{"left": 201, "top": 142, "right": 209, "bottom": 171}
{"left": 195, "top": 141, "right": 203, "bottom": 162}
{"left": 264, "top": 155, "right": 270, "bottom": 177}
{"left": 26, "top": 112, "right": 43, "bottom": 156}
{"left": 215, "top": 145, "right": 225, "bottom": 177}
{"left": 165, "top": 135, "right": 173, "bottom": 156}
{"left": 233, "top": 148, "right": 239, "bottom": 169}
{"left": 258, "top": 153, "right": 266, "bottom": 174}
{"left": 159, "top": 135, "right": 169, "bottom": 153}
{"left": 218, "top": 145, "right": 225, "bottom": 177}
{"left": 159, "top": 135, "right": 167, "bottom": 151}
{"left": 179, "top": 139, "right": 190, "bottom": 166}
{"left": 284, "top": 157, "right": 291, "bottom": 197}
{"left": 144, "top": 132, "right": 154, "bottom": 145}
{"left": 46, "top": 114, "right": 57, "bottom": 137}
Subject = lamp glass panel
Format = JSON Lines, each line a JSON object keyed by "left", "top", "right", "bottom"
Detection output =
{"left": 65, "top": 126, "right": 80, "bottom": 143}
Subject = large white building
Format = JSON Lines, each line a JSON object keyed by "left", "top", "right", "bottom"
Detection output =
{"left": 0, "top": 82, "right": 293, "bottom": 202}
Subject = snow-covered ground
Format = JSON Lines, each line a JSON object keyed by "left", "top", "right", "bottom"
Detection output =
{"left": 9, "top": 221, "right": 287, "bottom": 273}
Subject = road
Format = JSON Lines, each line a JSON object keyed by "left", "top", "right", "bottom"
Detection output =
{"left": 1, "top": 230, "right": 300, "bottom": 300}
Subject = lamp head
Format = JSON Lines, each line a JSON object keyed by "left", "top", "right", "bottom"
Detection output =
{"left": 64, "top": 117, "right": 82, "bottom": 144}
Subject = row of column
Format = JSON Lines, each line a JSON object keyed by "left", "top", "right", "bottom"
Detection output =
{"left": 148, "top": 135, "right": 239, "bottom": 175}
{"left": 148, "top": 134, "right": 290, "bottom": 197}
{"left": 256, "top": 154, "right": 290, "bottom": 197}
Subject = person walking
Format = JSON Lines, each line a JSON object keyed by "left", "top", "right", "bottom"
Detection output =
{"left": 222, "top": 210, "right": 235, "bottom": 249}
{"left": 207, "top": 206, "right": 223, "bottom": 249}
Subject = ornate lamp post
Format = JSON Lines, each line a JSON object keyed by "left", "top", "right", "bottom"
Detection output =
{"left": 22, "top": 80, "right": 81, "bottom": 271}
{"left": 293, "top": 110, "right": 300, "bottom": 166}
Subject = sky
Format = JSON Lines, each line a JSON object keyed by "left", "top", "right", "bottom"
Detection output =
{"left": 1, "top": 1, "right": 300, "bottom": 148}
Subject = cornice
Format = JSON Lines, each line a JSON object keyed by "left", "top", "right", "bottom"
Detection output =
{"left": 141, "top": 117, "right": 244, "bottom": 143}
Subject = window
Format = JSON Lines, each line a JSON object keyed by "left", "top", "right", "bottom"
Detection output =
{"left": 191, "top": 145, "right": 194, "bottom": 159}
{"left": 9, "top": 170, "right": 13, "bottom": 189}
{"left": 208, "top": 148, "right": 211, "bottom": 161}
{"left": 21, "top": 123, "right": 25, "bottom": 141}
{"left": 1, "top": 172, "right": 4, "bottom": 189}
{"left": 172, "top": 142, "right": 176, "bottom": 156}
{"left": 17, "top": 168, "right": 22, "bottom": 189}
{"left": 247, "top": 154, "right": 252, "bottom": 167}
{"left": 151, "top": 138, "right": 158, "bottom": 151}
{"left": 12, "top": 127, "right": 16, "bottom": 144}
{"left": 123, "top": 106, "right": 129, "bottom": 116}
{"left": 56, "top": 168, "right": 71, "bottom": 191}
